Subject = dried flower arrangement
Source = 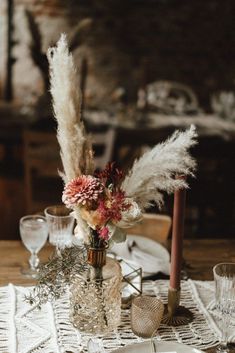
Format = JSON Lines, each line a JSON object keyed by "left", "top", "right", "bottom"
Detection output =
{"left": 27, "top": 34, "right": 197, "bottom": 307}
{"left": 62, "top": 163, "right": 138, "bottom": 248}
{"left": 48, "top": 34, "right": 197, "bottom": 249}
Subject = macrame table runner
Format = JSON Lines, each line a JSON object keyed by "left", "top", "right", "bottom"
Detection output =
{"left": 0, "top": 279, "right": 234, "bottom": 353}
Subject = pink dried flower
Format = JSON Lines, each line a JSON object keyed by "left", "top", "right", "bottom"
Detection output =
{"left": 62, "top": 175, "right": 104, "bottom": 208}
{"left": 98, "top": 226, "right": 109, "bottom": 241}
{"left": 96, "top": 190, "right": 129, "bottom": 224}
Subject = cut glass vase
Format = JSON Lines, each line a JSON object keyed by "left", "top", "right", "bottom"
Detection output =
{"left": 70, "top": 248, "right": 122, "bottom": 334}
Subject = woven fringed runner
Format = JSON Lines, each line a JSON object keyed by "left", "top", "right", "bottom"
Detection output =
{"left": 0, "top": 280, "right": 234, "bottom": 353}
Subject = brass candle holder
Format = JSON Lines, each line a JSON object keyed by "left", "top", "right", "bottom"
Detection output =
{"left": 162, "top": 287, "right": 193, "bottom": 326}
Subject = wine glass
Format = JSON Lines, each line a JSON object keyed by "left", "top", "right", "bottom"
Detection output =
{"left": 20, "top": 215, "right": 48, "bottom": 278}
{"left": 213, "top": 263, "right": 235, "bottom": 353}
{"left": 44, "top": 205, "right": 75, "bottom": 252}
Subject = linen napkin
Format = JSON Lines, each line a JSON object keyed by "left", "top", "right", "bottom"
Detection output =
{"left": 110, "top": 237, "right": 170, "bottom": 277}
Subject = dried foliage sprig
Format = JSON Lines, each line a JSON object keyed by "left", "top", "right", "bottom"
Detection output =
{"left": 25, "top": 246, "right": 87, "bottom": 308}
{"left": 47, "top": 34, "right": 94, "bottom": 183}
{"left": 121, "top": 125, "right": 197, "bottom": 210}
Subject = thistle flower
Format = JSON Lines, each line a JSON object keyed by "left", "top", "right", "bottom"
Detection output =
{"left": 62, "top": 175, "right": 104, "bottom": 208}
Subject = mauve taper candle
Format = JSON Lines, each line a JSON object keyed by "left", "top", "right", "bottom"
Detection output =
{"left": 170, "top": 177, "right": 186, "bottom": 290}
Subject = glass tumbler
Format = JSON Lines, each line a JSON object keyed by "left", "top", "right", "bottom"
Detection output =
{"left": 44, "top": 205, "right": 75, "bottom": 251}
{"left": 213, "top": 263, "right": 235, "bottom": 353}
{"left": 131, "top": 295, "right": 164, "bottom": 338}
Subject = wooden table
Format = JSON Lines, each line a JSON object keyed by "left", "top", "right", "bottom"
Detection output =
{"left": 0, "top": 239, "right": 235, "bottom": 353}
{"left": 1, "top": 239, "right": 234, "bottom": 286}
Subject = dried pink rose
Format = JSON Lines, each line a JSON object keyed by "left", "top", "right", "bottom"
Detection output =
{"left": 62, "top": 175, "right": 104, "bottom": 208}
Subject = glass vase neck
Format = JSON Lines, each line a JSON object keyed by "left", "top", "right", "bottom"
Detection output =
{"left": 87, "top": 247, "right": 106, "bottom": 268}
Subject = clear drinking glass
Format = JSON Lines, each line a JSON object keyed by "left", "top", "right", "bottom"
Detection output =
{"left": 20, "top": 215, "right": 48, "bottom": 278}
{"left": 213, "top": 263, "right": 235, "bottom": 353}
{"left": 44, "top": 205, "right": 74, "bottom": 251}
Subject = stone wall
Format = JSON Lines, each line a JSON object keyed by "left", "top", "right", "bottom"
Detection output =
{"left": 1, "top": 0, "right": 235, "bottom": 109}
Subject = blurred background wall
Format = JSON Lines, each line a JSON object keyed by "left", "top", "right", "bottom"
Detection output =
{"left": 1, "top": 0, "right": 235, "bottom": 109}
{"left": 0, "top": 0, "right": 234, "bottom": 239}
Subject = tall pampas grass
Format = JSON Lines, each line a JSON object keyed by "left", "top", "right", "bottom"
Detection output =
{"left": 47, "top": 34, "right": 94, "bottom": 183}
{"left": 122, "top": 125, "right": 197, "bottom": 210}
{"left": 47, "top": 34, "right": 94, "bottom": 238}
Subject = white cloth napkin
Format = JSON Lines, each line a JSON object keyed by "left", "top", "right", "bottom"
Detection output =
{"left": 111, "top": 237, "right": 170, "bottom": 276}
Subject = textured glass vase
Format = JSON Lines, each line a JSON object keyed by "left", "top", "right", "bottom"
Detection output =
{"left": 70, "top": 247, "right": 122, "bottom": 334}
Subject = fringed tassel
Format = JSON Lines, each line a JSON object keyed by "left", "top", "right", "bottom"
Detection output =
{"left": 0, "top": 284, "right": 17, "bottom": 353}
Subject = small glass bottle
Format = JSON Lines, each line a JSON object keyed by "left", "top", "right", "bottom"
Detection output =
{"left": 70, "top": 247, "right": 122, "bottom": 334}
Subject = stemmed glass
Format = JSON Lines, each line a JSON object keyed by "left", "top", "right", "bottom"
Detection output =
{"left": 213, "top": 263, "right": 235, "bottom": 353}
{"left": 20, "top": 215, "right": 48, "bottom": 278}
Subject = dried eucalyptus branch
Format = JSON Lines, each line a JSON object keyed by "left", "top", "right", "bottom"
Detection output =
{"left": 25, "top": 245, "right": 87, "bottom": 308}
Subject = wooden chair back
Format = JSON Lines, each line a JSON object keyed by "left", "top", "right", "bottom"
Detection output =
{"left": 127, "top": 213, "right": 172, "bottom": 245}
{"left": 23, "top": 127, "right": 116, "bottom": 213}
{"left": 91, "top": 128, "right": 115, "bottom": 170}
{"left": 23, "top": 129, "right": 63, "bottom": 213}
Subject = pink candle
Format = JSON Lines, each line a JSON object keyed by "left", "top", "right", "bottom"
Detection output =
{"left": 169, "top": 176, "right": 186, "bottom": 290}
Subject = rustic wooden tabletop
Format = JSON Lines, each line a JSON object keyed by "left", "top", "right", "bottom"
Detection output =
{"left": 1, "top": 238, "right": 235, "bottom": 286}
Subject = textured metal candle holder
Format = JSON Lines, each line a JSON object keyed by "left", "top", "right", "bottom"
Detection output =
{"left": 162, "top": 287, "right": 193, "bottom": 326}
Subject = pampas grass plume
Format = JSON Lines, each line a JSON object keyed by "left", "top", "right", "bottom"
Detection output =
{"left": 122, "top": 125, "right": 197, "bottom": 210}
{"left": 47, "top": 34, "right": 94, "bottom": 183}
